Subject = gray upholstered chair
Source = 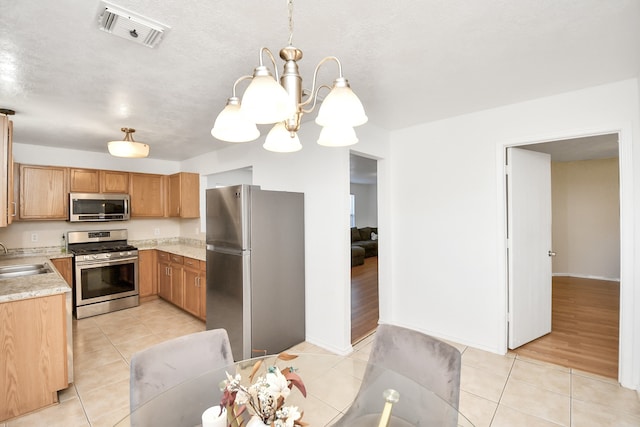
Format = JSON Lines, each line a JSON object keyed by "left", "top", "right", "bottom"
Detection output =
{"left": 336, "top": 324, "right": 462, "bottom": 426}
{"left": 129, "top": 328, "right": 233, "bottom": 413}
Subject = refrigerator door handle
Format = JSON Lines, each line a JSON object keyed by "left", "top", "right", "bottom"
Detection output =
{"left": 206, "top": 244, "right": 244, "bottom": 256}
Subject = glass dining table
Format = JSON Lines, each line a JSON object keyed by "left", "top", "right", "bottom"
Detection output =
{"left": 115, "top": 353, "right": 474, "bottom": 427}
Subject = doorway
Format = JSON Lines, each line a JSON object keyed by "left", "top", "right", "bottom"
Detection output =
{"left": 506, "top": 134, "right": 621, "bottom": 377}
{"left": 349, "top": 153, "right": 379, "bottom": 343}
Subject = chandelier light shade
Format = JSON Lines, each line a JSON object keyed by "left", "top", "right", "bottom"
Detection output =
{"left": 317, "top": 125, "right": 358, "bottom": 147}
{"left": 107, "top": 128, "right": 149, "bottom": 158}
{"left": 315, "top": 80, "right": 368, "bottom": 127}
{"left": 211, "top": 0, "right": 367, "bottom": 152}
{"left": 211, "top": 97, "right": 260, "bottom": 142}
{"left": 240, "top": 69, "right": 294, "bottom": 124}
{"left": 263, "top": 122, "right": 302, "bottom": 153}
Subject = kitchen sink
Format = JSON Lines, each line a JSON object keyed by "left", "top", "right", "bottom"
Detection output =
{"left": 0, "top": 263, "right": 53, "bottom": 280}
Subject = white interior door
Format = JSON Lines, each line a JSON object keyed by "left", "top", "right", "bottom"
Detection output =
{"left": 507, "top": 147, "right": 552, "bottom": 349}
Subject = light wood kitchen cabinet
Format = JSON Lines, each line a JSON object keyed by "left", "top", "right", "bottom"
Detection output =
{"left": 157, "top": 251, "right": 184, "bottom": 307}
{"left": 0, "top": 113, "right": 14, "bottom": 227}
{"left": 157, "top": 251, "right": 205, "bottom": 320}
{"left": 100, "top": 170, "right": 129, "bottom": 193}
{"left": 0, "top": 293, "right": 68, "bottom": 422}
{"left": 18, "top": 164, "right": 69, "bottom": 220}
{"left": 138, "top": 249, "right": 157, "bottom": 298}
{"left": 168, "top": 172, "right": 200, "bottom": 218}
{"left": 130, "top": 173, "right": 165, "bottom": 217}
{"left": 183, "top": 257, "right": 205, "bottom": 320}
{"left": 50, "top": 257, "right": 73, "bottom": 287}
{"left": 69, "top": 168, "right": 100, "bottom": 193}
{"left": 168, "top": 253, "right": 184, "bottom": 307}
{"left": 70, "top": 168, "right": 129, "bottom": 194}
{"left": 199, "top": 260, "right": 206, "bottom": 320}
{"left": 157, "top": 251, "right": 172, "bottom": 301}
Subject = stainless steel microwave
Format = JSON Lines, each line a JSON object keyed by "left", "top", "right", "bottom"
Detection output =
{"left": 69, "top": 193, "right": 130, "bottom": 222}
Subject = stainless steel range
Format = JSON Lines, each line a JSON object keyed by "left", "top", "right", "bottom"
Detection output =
{"left": 67, "top": 229, "right": 139, "bottom": 319}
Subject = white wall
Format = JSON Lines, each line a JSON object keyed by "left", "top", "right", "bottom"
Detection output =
{"left": 350, "top": 183, "right": 378, "bottom": 227}
{"left": 551, "top": 158, "right": 620, "bottom": 281}
{"left": 388, "top": 78, "right": 639, "bottom": 389}
{"left": 182, "top": 122, "right": 390, "bottom": 354}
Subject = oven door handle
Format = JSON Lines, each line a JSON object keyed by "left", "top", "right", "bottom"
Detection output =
{"left": 75, "top": 257, "right": 138, "bottom": 268}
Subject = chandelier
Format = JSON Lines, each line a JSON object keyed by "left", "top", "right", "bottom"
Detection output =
{"left": 211, "top": 0, "right": 367, "bottom": 152}
{"left": 107, "top": 128, "right": 150, "bottom": 158}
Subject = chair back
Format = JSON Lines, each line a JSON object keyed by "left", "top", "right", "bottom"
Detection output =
{"left": 335, "top": 324, "right": 462, "bottom": 426}
{"left": 130, "top": 328, "right": 234, "bottom": 411}
{"left": 368, "top": 324, "right": 461, "bottom": 408}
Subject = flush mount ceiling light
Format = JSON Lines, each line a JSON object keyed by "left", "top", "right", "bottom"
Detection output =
{"left": 211, "top": 0, "right": 367, "bottom": 153}
{"left": 107, "top": 128, "right": 149, "bottom": 158}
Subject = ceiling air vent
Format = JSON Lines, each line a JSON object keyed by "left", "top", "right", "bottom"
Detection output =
{"left": 97, "top": 1, "right": 170, "bottom": 48}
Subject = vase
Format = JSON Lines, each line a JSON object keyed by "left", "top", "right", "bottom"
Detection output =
{"left": 246, "top": 415, "right": 270, "bottom": 427}
{"left": 201, "top": 405, "right": 226, "bottom": 427}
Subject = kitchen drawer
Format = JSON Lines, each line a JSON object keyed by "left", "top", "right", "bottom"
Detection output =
{"left": 170, "top": 254, "right": 183, "bottom": 264}
{"left": 183, "top": 257, "right": 199, "bottom": 268}
{"left": 157, "top": 251, "right": 170, "bottom": 262}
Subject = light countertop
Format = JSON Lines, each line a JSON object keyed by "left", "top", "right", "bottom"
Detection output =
{"left": 138, "top": 244, "right": 206, "bottom": 262}
{"left": 0, "top": 255, "right": 71, "bottom": 303}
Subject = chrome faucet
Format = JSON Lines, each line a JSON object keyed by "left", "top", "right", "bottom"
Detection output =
{"left": 0, "top": 242, "right": 7, "bottom": 255}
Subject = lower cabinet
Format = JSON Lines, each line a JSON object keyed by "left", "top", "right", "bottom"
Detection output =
{"left": 183, "top": 257, "right": 206, "bottom": 321}
{"left": 138, "top": 250, "right": 157, "bottom": 298}
{"left": 157, "top": 252, "right": 172, "bottom": 301}
{"left": 156, "top": 250, "right": 205, "bottom": 320}
{"left": 199, "top": 260, "right": 206, "bottom": 321}
{"left": 1, "top": 293, "right": 68, "bottom": 421}
{"left": 50, "top": 257, "right": 73, "bottom": 286}
{"left": 169, "top": 262, "right": 184, "bottom": 308}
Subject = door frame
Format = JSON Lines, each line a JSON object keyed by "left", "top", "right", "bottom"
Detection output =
{"left": 495, "top": 125, "right": 634, "bottom": 387}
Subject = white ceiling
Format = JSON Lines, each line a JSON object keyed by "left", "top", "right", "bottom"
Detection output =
{"left": 1, "top": 1, "right": 639, "bottom": 161}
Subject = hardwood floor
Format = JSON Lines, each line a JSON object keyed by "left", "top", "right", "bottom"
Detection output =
{"left": 351, "top": 256, "right": 379, "bottom": 343}
{"left": 512, "top": 276, "right": 620, "bottom": 378}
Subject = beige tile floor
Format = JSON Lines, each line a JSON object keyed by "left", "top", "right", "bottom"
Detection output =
{"left": 2, "top": 298, "right": 639, "bottom": 427}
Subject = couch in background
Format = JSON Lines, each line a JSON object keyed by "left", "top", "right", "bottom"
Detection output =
{"left": 351, "top": 226, "right": 378, "bottom": 266}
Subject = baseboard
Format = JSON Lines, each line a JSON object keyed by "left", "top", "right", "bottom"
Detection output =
{"left": 552, "top": 273, "right": 620, "bottom": 282}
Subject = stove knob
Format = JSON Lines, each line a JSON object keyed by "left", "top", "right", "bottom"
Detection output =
{"left": 92, "top": 255, "right": 99, "bottom": 260}
{"left": 105, "top": 253, "right": 111, "bottom": 258}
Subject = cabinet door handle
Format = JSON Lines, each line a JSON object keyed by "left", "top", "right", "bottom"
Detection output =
{"left": 11, "top": 202, "right": 16, "bottom": 217}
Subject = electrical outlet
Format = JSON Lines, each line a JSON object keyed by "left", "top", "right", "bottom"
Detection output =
{"left": 31, "top": 233, "right": 38, "bottom": 242}
{"left": 153, "top": 228, "right": 160, "bottom": 236}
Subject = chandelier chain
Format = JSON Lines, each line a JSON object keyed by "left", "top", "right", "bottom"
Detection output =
{"left": 287, "top": 0, "right": 294, "bottom": 46}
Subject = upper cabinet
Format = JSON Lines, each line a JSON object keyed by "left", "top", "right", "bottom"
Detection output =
{"left": 0, "top": 114, "right": 14, "bottom": 227}
{"left": 100, "top": 170, "right": 129, "bottom": 193}
{"left": 129, "top": 173, "right": 166, "bottom": 217}
{"left": 18, "top": 164, "right": 69, "bottom": 220}
{"left": 168, "top": 172, "right": 199, "bottom": 218}
{"left": 70, "top": 168, "right": 129, "bottom": 194}
{"left": 13, "top": 162, "right": 199, "bottom": 220}
{"left": 69, "top": 168, "right": 100, "bottom": 193}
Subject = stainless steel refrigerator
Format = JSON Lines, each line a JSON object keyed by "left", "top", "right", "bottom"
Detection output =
{"left": 205, "top": 185, "right": 305, "bottom": 360}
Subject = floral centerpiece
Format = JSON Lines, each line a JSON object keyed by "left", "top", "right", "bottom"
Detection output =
{"left": 221, "top": 353, "right": 307, "bottom": 427}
